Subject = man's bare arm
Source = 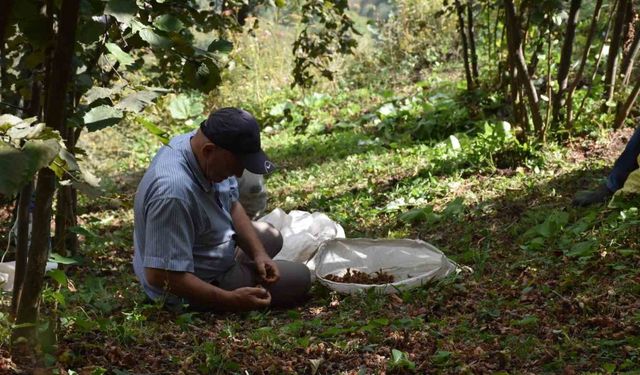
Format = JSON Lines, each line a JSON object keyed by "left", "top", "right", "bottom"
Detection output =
{"left": 230, "top": 201, "right": 280, "bottom": 284}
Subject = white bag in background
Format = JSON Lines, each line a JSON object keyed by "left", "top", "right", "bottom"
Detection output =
{"left": 259, "top": 208, "right": 345, "bottom": 271}
{"left": 237, "top": 170, "right": 268, "bottom": 219}
{"left": 314, "top": 238, "right": 459, "bottom": 294}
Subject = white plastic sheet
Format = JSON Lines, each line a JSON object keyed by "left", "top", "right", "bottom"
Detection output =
{"left": 0, "top": 261, "right": 58, "bottom": 292}
{"left": 258, "top": 208, "right": 345, "bottom": 271}
{"left": 314, "top": 238, "right": 458, "bottom": 294}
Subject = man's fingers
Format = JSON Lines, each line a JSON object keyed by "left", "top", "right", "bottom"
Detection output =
{"left": 256, "top": 263, "right": 267, "bottom": 279}
{"left": 250, "top": 289, "right": 271, "bottom": 306}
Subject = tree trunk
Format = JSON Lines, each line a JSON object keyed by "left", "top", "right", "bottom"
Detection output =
{"left": 566, "top": 0, "right": 604, "bottom": 129}
{"left": 467, "top": 0, "right": 479, "bottom": 81}
{"left": 10, "top": 182, "right": 33, "bottom": 318}
{"left": 551, "top": 0, "right": 581, "bottom": 129}
{"left": 621, "top": 27, "right": 640, "bottom": 86}
{"left": 613, "top": 78, "right": 640, "bottom": 129}
{"left": 13, "top": 0, "right": 80, "bottom": 346}
{"left": 454, "top": 0, "right": 474, "bottom": 91}
{"left": 602, "top": 0, "right": 628, "bottom": 111}
{"left": 54, "top": 185, "right": 78, "bottom": 256}
{"left": 10, "top": 80, "right": 41, "bottom": 318}
{"left": 572, "top": 0, "right": 617, "bottom": 129}
{"left": 504, "top": 0, "right": 544, "bottom": 139}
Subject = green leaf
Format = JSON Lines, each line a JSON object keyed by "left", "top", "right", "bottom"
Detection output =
{"left": 432, "top": 350, "right": 451, "bottom": 364}
{"left": 0, "top": 143, "right": 30, "bottom": 195}
{"left": 83, "top": 105, "right": 124, "bottom": 132}
{"left": 275, "top": 0, "right": 286, "bottom": 7}
{"left": 115, "top": 90, "right": 159, "bottom": 113}
{"left": 153, "top": 14, "right": 184, "bottom": 33}
{"left": 77, "top": 19, "right": 105, "bottom": 44}
{"left": 49, "top": 253, "right": 80, "bottom": 265}
{"left": 69, "top": 226, "right": 100, "bottom": 239}
{"left": 136, "top": 117, "right": 169, "bottom": 144}
{"left": 566, "top": 240, "right": 598, "bottom": 258}
{"left": 23, "top": 139, "right": 60, "bottom": 170}
{"left": 168, "top": 94, "right": 204, "bottom": 120}
{"left": 83, "top": 87, "right": 114, "bottom": 104}
{"left": 512, "top": 315, "right": 538, "bottom": 327}
{"left": 47, "top": 269, "right": 67, "bottom": 285}
{"left": 105, "top": 43, "right": 135, "bottom": 67}
{"left": 398, "top": 208, "right": 427, "bottom": 223}
{"left": 183, "top": 60, "right": 222, "bottom": 92}
{"left": 207, "top": 39, "right": 233, "bottom": 54}
{"left": 104, "top": 0, "right": 139, "bottom": 25}
{"left": 0, "top": 138, "right": 61, "bottom": 195}
{"left": 138, "top": 28, "right": 172, "bottom": 48}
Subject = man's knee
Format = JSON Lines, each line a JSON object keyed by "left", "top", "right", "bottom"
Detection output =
{"left": 252, "top": 221, "right": 283, "bottom": 256}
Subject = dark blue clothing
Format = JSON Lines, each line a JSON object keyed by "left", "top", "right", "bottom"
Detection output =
{"left": 606, "top": 126, "right": 640, "bottom": 192}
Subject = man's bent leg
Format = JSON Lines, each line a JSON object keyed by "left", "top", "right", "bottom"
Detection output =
{"left": 222, "top": 221, "right": 310, "bottom": 307}
{"left": 216, "top": 260, "right": 311, "bottom": 308}
{"left": 235, "top": 221, "right": 283, "bottom": 262}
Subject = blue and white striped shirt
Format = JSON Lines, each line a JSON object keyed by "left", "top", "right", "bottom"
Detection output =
{"left": 132, "top": 131, "right": 239, "bottom": 303}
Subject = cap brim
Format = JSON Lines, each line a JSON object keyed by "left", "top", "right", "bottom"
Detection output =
{"left": 239, "top": 150, "right": 276, "bottom": 175}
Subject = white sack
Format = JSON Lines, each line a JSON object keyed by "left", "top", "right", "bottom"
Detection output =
{"left": 259, "top": 208, "right": 345, "bottom": 271}
{"left": 315, "top": 238, "right": 458, "bottom": 294}
{"left": 0, "top": 261, "right": 58, "bottom": 292}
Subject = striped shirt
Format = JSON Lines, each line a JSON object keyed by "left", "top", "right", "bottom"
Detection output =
{"left": 132, "top": 131, "right": 239, "bottom": 303}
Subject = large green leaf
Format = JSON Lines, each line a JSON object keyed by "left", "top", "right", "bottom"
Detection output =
{"left": 115, "top": 90, "right": 160, "bottom": 113}
{"left": 139, "top": 28, "right": 172, "bottom": 48}
{"left": 104, "top": 0, "right": 139, "bottom": 25}
{"left": 153, "top": 15, "right": 184, "bottom": 33}
{"left": 0, "top": 143, "right": 29, "bottom": 196}
{"left": 168, "top": 94, "right": 204, "bottom": 120}
{"left": 0, "top": 139, "right": 60, "bottom": 196}
{"left": 23, "top": 139, "right": 61, "bottom": 172}
{"left": 83, "top": 105, "right": 124, "bottom": 132}
{"left": 105, "top": 43, "right": 135, "bottom": 67}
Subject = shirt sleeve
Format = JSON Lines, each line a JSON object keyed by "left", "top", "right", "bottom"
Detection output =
{"left": 229, "top": 176, "right": 239, "bottom": 202}
{"left": 142, "top": 198, "right": 195, "bottom": 272}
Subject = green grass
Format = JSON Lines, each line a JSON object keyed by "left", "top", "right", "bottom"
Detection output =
{"left": 4, "top": 105, "right": 638, "bottom": 373}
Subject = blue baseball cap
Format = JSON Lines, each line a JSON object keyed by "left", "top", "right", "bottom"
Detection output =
{"left": 200, "top": 107, "right": 276, "bottom": 174}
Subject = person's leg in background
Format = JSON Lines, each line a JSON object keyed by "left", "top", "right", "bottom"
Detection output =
{"left": 573, "top": 124, "right": 640, "bottom": 206}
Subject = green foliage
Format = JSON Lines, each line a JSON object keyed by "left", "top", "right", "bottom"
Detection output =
{"left": 388, "top": 349, "right": 416, "bottom": 371}
{"left": 0, "top": 115, "right": 63, "bottom": 195}
{"left": 292, "top": 0, "right": 360, "bottom": 87}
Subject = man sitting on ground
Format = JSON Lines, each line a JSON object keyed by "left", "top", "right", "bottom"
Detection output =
{"left": 573, "top": 125, "right": 640, "bottom": 206}
{"left": 133, "top": 107, "right": 311, "bottom": 311}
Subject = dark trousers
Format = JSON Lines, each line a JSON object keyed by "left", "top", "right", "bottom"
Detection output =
{"left": 216, "top": 222, "right": 311, "bottom": 308}
{"left": 607, "top": 125, "right": 640, "bottom": 191}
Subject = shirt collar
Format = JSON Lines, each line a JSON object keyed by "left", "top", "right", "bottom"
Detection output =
{"left": 181, "top": 133, "right": 213, "bottom": 193}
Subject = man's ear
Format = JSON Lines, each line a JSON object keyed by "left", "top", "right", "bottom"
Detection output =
{"left": 202, "top": 142, "right": 217, "bottom": 156}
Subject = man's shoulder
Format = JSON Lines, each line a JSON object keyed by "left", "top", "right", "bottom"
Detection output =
{"left": 140, "top": 148, "right": 197, "bottom": 201}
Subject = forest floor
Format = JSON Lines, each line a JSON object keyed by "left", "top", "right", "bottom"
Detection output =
{"left": 1, "top": 116, "right": 640, "bottom": 374}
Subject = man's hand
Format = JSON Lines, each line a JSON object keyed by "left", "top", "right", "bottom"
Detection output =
{"left": 254, "top": 255, "right": 280, "bottom": 284}
{"left": 229, "top": 286, "right": 272, "bottom": 311}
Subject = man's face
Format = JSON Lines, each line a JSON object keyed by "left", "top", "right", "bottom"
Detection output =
{"left": 202, "top": 143, "right": 244, "bottom": 183}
